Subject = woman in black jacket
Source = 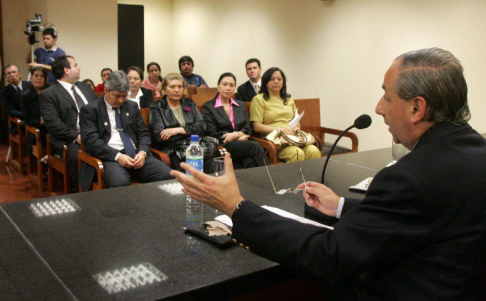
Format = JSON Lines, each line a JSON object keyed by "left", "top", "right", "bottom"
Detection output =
{"left": 21, "top": 67, "right": 49, "bottom": 162}
{"left": 127, "top": 66, "right": 154, "bottom": 108}
{"left": 150, "top": 73, "right": 213, "bottom": 172}
{"left": 203, "top": 72, "right": 267, "bottom": 169}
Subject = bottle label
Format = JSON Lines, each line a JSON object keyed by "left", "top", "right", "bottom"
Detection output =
{"left": 186, "top": 158, "right": 203, "bottom": 177}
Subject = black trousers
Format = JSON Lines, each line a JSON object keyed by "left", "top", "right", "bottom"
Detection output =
{"left": 66, "top": 142, "right": 81, "bottom": 192}
{"left": 223, "top": 140, "right": 268, "bottom": 169}
{"left": 102, "top": 155, "right": 173, "bottom": 188}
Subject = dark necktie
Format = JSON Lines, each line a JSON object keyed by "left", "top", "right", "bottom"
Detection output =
{"left": 17, "top": 86, "right": 22, "bottom": 97}
{"left": 114, "top": 109, "right": 137, "bottom": 158}
{"left": 71, "top": 85, "right": 85, "bottom": 110}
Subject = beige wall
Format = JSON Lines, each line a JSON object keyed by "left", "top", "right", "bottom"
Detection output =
{"left": 2, "top": 0, "right": 117, "bottom": 84}
{"left": 3, "top": 0, "right": 486, "bottom": 151}
{"left": 169, "top": 0, "right": 486, "bottom": 151}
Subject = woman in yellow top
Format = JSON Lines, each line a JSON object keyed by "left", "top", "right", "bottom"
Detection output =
{"left": 250, "top": 67, "right": 321, "bottom": 162}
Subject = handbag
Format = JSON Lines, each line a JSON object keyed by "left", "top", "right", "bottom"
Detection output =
{"left": 265, "top": 128, "right": 315, "bottom": 150}
{"left": 175, "top": 136, "right": 220, "bottom": 160}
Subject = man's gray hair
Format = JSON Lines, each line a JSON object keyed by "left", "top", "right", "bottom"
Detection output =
{"left": 394, "top": 47, "right": 470, "bottom": 124}
{"left": 104, "top": 70, "right": 130, "bottom": 93}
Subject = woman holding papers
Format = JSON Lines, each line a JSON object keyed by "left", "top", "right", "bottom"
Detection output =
{"left": 203, "top": 72, "right": 267, "bottom": 169}
{"left": 250, "top": 67, "right": 321, "bottom": 162}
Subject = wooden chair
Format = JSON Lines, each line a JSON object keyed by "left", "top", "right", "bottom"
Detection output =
{"left": 294, "top": 98, "right": 358, "bottom": 155}
{"left": 7, "top": 116, "right": 27, "bottom": 173}
{"left": 187, "top": 87, "right": 219, "bottom": 112}
{"left": 46, "top": 135, "right": 70, "bottom": 195}
{"left": 77, "top": 108, "right": 170, "bottom": 191}
{"left": 25, "top": 125, "right": 47, "bottom": 192}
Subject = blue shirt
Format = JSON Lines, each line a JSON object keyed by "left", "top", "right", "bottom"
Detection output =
{"left": 34, "top": 46, "right": 66, "bottom": 82}
{"left": 181, "top": 73, "right": 207, "bottom": 87}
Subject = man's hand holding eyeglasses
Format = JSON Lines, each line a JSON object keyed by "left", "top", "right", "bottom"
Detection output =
{"left": 170, "top": 153, "right": 244, "bottom": 217}
{"left": 297, "top": 182, "right": 340, "bottom": 217}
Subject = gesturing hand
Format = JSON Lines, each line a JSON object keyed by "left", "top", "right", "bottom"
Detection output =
{"left": 297, "top": 181, "right": 340, "bottom": 217}
{"left": 170, "top": 153, "right": 244, "bottom": 217}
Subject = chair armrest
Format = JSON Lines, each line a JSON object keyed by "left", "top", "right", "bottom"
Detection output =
{"left": 77, "top": 149, "right": 105, "bottom": 191}
{"left": 150, "top": 148, "right": 171, "bottom": 167}
{"left": 319, "top": 127, "right": 359, "bottom": 152}
{"left": 249, "top": 136, "right": 279, "bottom": 164}
{"left": 8, "top": 116, "right": 23, "bottom": 126}
{"left": 25, "top": 125, "right": 41, "bottom": 143}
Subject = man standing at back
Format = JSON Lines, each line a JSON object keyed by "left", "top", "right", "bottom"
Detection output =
{"left": 172, "top": 48, "right": 486, "bottom": 299}
{"left": 237, "top": 58, "right": 262, "bottom": 102}
{"left": 2, "top": 64, "right": 33, "bottom": 134}
{"left": 28, "top": 28, "right": 66, "bottom": 83}
{"left": 40, "top": 55, "right": 96, "bottom": 192}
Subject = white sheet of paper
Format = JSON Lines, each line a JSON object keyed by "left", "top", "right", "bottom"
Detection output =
{"left": 289, "top": 108, "right": 304, "bottom": 128}
{"left": 262, "top": 205, "right": 334, "bottom": 230}
{"left": 349, "top": 177, "right": 373, "bottom": 192}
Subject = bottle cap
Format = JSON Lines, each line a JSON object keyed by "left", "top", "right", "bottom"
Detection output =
{"left": 190, "top": 135, "right": 200, "bottom": 142}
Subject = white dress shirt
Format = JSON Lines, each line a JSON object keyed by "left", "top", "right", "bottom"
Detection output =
{"left": 127, "top": 89, "right": 143, "bottom": 109}
{"left": 57, "top": 80, "right": 89, "bottom": 132}
{"left": 250, "top": 79, "right": 262, "bottom": 93}
{"left": 104, "top": 99, "right": 125, "bottom": 161}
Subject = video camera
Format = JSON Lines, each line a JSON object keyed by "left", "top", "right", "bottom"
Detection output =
{"left": 24, "top": 14, "right": 43, "bottom": 45}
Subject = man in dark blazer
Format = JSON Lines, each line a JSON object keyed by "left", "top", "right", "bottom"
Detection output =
{"left": 236, "top": 58, "right": 261, "bottom": 102}
{"left": 2, "top": 64, "right": 33, "bottom": 134}
{"left": 40, "top": 55, "right": 96, "bottom": 192}
{"left": 171, "top": 48, "right": 486, "bottom": 299}
{"left": 79, "top": 70, "right": 172, "bottom": 190}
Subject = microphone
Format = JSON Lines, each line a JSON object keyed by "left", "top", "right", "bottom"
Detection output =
{"left": 304, "top": 114, "right": 372, "bottom": 221}
{"left": 321, "top": 114, "right": 372, "bottom": 184}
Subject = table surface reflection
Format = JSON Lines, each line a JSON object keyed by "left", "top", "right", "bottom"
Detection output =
{"left": 0, "top": 148, "right": 391, "bottom": 300}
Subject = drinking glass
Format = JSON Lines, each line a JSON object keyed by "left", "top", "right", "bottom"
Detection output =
{"left": 213, "top": 157, "right": 225, "bottom": 217}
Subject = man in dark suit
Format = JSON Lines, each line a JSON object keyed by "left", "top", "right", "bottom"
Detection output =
{"left": 2, "top": 64, "right": 33, "bottom": 134}
{"left": 236, "top": 58, "right": 261, "bottom": 102}
{"left": 40, "top": 55, "right": 96, "bottom": 192}
{"left": 79, "top": 70, "right": 172, "bottom": 190}
{"left": 171, "top": 48, "right": 486, "bottom": 299}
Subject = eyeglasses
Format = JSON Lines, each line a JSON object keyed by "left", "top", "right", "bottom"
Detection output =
{"left": 263, "top": 150, "right": 308, "bottom": 195}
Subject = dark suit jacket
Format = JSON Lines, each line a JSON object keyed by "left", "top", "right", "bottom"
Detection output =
{"left": 138, "top": 87, "right": 154, "bottom": 109}
{"left": 21, "top": 87, "right": 48, "bottom": 154}
{"left": 202, "top": 96, "right": 251, "bottom": 142}
{"left": 39, "top": 81, "right": 96, "bottom": 153}
{"left": 2, "top": 81, "right": 33, "bottom": 134}
{"left": 79, "top": 97, "right": 152, "bottom": 191}
{"left": 232, "top": 122, "right": 486, "bottom": 300}
{"left": 149, "top": 97, "right": 205, "bottom": 153}
{"left": 237, "top": 80, "right": 257, "bottom": 102}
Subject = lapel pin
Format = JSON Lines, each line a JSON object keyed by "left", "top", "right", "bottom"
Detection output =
{"left": 126, "top": 112, "right": 129, "bottom": 116}
{"left": 104, "top": 122, "right": 108, "bottom": 126}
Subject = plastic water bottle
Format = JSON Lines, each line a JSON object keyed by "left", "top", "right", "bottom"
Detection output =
{"left": 185, "top": 135, "right": 204, "bottom": 226}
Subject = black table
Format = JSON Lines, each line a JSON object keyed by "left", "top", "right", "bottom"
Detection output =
{"left": 0, "top": 148, "right": 391, "bottom": 300}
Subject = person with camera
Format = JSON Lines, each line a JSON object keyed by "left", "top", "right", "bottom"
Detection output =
{"left": 27, "top": 27, "right": 66, "bottom": 83}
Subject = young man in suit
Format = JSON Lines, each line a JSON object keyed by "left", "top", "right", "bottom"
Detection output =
{"left": 79, "top": 70, "right": 172, "bottom": 190}
{"left": 2, "top": 64, "right": 33, "bottom": 134}
{"left": 236, "top": 58, "right": 262, "bottom": 102}
{"left": 39, "top": 55, "right": 96, "bottom": 192}
{"left": 171, "top": 48, "right": 486, "bottom": 299}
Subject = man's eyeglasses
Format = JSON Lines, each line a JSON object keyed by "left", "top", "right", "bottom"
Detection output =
{"left": 263, "top": 150, "right": 308, "bottom": 195}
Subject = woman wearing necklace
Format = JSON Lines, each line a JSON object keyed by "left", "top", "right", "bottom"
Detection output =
{"left": 126, "top": 66, "right": 154, "bottom": 109}
{"left": 250, "top": 67, "right": 321, "bottom": 162}
{"left": 203, "top": 72, "right": 267, "bottom": 169}
{"left": 150, "top": 73, "right": 213, "bottom": 172}
{"left": 142, "top": 62, "right": 163, "bottom": 98}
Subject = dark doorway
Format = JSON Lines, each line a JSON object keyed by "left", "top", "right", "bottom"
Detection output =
{"left": 118, "top": 4, "right": 144, "bottom": 72}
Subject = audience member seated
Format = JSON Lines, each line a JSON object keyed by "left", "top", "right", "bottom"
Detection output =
{"left": 237, "top": 58, "right": 262, "bottom": 102}
{"left": 79, "top": 70, "right": 172, "bottom": 189}
{"left": 127, "top": 66, "right": 154, "bottom": 109}
{"left": 150, "top": 73, "right": 213, "bottom": 173}
{"left": 143, "top": 62, "right": 163, "bottom": 97}
{"left": 179, "top": 55, "right": 208, "bottom": 88}
{"left": 250, "top": 67, "right": 321, "bottom": 162}
{"left": 40, "top": 55, "right": 97, "bottom": 192}
{"left": 2, "top": 64, "right": 33, "bottom": 135}
{"left": 82, "top": 79, "right": 95, "bottom": 91}
{"left": 203, "top": 72, "right": 267, "bottom": 169}
{"left": 21, "top": 67, "right": 49, "bottom": 163}
{"left": 94, "top": 68, "right": 112, "bottom": 93}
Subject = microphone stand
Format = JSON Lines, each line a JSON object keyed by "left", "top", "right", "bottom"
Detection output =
{"left": 321, "top": 124, "right": 355, "bottom": 184}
